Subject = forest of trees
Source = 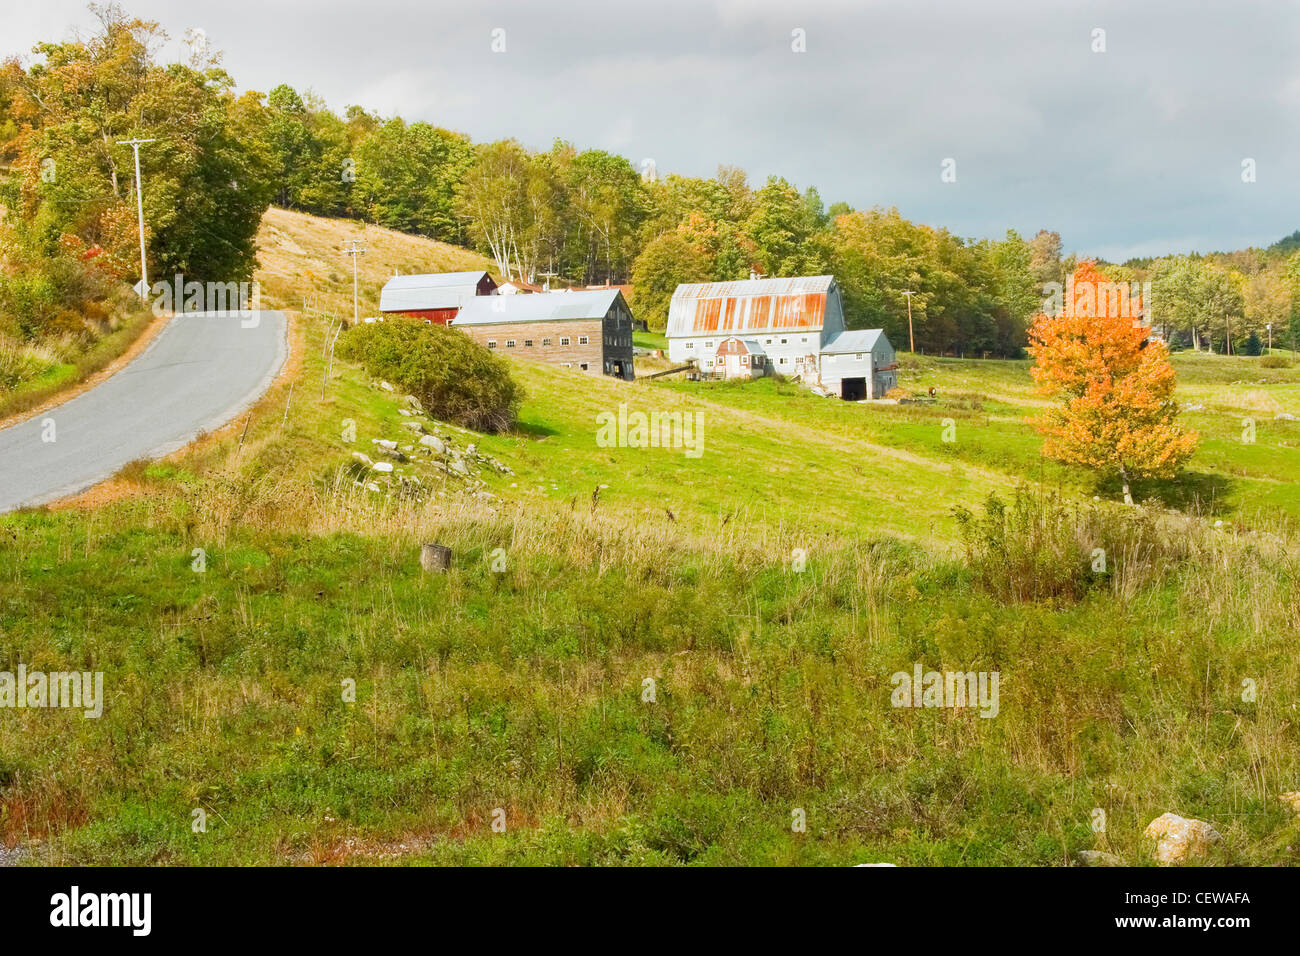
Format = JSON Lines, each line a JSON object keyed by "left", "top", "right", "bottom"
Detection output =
{"left": 3, "top": 4, "right": 1300, "bottom": 359}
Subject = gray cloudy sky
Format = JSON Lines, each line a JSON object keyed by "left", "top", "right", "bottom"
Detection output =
{"left": 6, "top": 0, "right": 1298, "bottom": 261}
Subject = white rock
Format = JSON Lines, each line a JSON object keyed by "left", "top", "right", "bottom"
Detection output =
{"left": 365, "top": 481, "right": 381, "bottom": 492}
{"left": 372, "top": 439, "right": 397, "bottom": 450}
{"left": 419, "top": 435, "right": 446, "bottom": 453}
{"left": 400, "top": 421, "right": 424, "bottom": 432}
{"left": 450, "top": 458, "right": 470, "bottom": 476}
{"left": 379, "top": 381, "right": 395, "bottom": 392}
{"left": 372, "top": 462, "right": 394, "bottom": 473}
{"left": 1143, "top": 813, "right": 1221, "bottom": 865}
{"left": 1276, "top": 412, "right": 1297, "bottom": 421}
{"left": 351, "top": 452, "right": 373, "bottom": 466}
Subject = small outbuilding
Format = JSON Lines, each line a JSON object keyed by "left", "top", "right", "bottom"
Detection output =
{"left": 378, "top": 271, "right": 498, "bottom": 324}
{"left": 818, "top": 329, "right": 897, "bottom": 399}
{"left": 714, "top": 337, "right": 766, "bottom": 380}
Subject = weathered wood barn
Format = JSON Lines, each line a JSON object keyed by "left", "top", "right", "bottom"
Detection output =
{"left": 665, "top": 275, "right": 896, "bottom": 398}
{"left": 451, "top": 289, "right": 636, "bottom": 380}
{"left": 378, "top": 271, "right": 498, "bottom": 324}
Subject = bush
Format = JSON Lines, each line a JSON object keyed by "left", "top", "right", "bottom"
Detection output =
{"left": 337, "top": 318, "right": 523, "bottom": 432}
{"left": 952, "top": 488, "right": 1189, "bottom": 603}
{"left": 1260, "top": 355, "right": 1292, "bottom": 369}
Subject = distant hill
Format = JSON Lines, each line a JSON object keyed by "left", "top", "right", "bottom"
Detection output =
{"left": 254, "top": 207, "right": 496, "bottom": 317}
{"left": 1268, "top": 230, "right": 1300, "bottom": 256}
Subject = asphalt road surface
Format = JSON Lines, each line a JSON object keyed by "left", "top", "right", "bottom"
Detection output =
{"left": 0, "top": 310, "right": 287, "bottom": 512}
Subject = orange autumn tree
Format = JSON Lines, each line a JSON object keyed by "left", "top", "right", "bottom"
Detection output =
{"left": 1027, "top": 261, "right": 1197, "bottom": 504}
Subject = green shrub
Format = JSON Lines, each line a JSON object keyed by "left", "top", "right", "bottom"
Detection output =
{"left": 337, "top": 317, "right": 523, "bottom": 432}
{"left": 952, "top": 488, "right": 1189, "bottom": 603}
{"left": 1260, "top": 355, "right": 1292, "bottom": 369}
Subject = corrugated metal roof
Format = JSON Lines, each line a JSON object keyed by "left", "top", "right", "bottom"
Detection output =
{"left": 453, "top": 289, "right": 622, "bottom": 326}
{"left": 667, "top": 275, "right": 836, "bottom": 337}
{"left": 379, "top": 271, "right": 492, "bottom": 312}
{"left": 821, "top": 329, "right": 885, "bottom": 353}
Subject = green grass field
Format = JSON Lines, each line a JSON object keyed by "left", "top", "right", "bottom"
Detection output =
{"left": 2, "top": 214, "right": 1299, "bottom": 866}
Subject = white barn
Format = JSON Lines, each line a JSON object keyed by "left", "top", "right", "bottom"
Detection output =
{"left": 666, "top": 275, "right": 896, "bottom": 399}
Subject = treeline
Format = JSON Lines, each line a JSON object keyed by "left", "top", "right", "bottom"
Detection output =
{"left": 267, "top": 92, "right": 1047, "bottom": 352}
{"left": 1111, "top": 249, "right": 1300, "bottom": 355}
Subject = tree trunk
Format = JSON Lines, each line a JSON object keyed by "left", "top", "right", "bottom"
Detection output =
{"left": 1119, "top": 464, "right": 1134, "bottom": 506}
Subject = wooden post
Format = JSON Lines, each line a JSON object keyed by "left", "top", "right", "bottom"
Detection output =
{"left": 420, "top": 543, "right": 452, "bottom": 572}
{"left": 281, "top": 382, "right": 294, "bottom": 433}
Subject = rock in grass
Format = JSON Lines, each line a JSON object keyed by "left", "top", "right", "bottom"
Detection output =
{"left": 371, "top": 462, "right": 394, "bottom": 473}
{"left": 420, "top": 543, "right": 451, "bottom": 572}
{"left": 1143, "top": 813, "right": 1221, "bottom": 865}
{"left": 1280, "top": 792, "right": 1300, "bottom": 816}
{"left": 351, "top": 452, "right": 373, "bottom": 467}
{"left": 1074, "top": 850, "right": 1123, "bottom": 867}
{"left": 419, "top": 434, "right": 446, "bottom": 454}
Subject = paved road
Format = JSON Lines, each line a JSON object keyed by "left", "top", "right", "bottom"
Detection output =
{"left": 0, "top": 311, "right": 287, "bottom": 512}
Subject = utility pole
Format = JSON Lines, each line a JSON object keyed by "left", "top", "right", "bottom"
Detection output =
{"left": 117, "top": 138, "right": 157, "bottom": 296}
{"left": 1267, "top": 323, "right": 1273, "bottom": 353}
{"left": 902, "top": 290, "right": 916, "bottom": 353}
{"left": 342, "top": 240, "right": 366, "bottom": 325}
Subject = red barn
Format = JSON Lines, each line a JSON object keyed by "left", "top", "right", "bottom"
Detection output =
{"left": 378, "top": 271, "right": 497, "bottom": 325}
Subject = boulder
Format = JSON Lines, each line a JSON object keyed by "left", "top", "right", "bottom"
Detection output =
{"left": 1073, "top": 850, "right": 1123, "bottom": 867}
{"left": 400, "top": 421, "right": 425, "bottom": 433}
{"left": 351, "top": 452, "right": 373, "bottom": 467}
{"left": 1280, "top": 792, "right": 1300, "bottom": 815}
{"left": 379, "top": 381, "right": 395, "bottom": 392}
{"left": 1143, "top": 813, "right": 1221, "bottom": 865}
{"left": 419, "top": 435, "right": 446, "bottom": 454}
{"left": 372, "top": 439, "right": 398, "bottom": 450}
{"left": 372, "top": 462, "right": 394, "bottom": 473}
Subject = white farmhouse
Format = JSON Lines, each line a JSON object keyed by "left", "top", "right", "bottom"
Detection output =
{"left": 665, "top": 275, "right": 897, "bottom": 399}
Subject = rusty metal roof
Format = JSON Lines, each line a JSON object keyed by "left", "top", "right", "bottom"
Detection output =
{"left": 667, "top": 275, "right": 836, "bottom": 337}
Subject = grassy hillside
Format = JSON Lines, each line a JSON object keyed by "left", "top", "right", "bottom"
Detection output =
{"left": 256, "top": 206, "right": 496, "bottom": 320}
{"left": 2, "top": 209, "right": 1298, "bottom": 866}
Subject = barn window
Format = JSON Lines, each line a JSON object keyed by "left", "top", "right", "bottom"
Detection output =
{"left": 560, "top": 336, "right": 571, "bottom": 346}
{"left": 579, "top": 335, "right": 589, "bottom": 345}
{"left": 506, "top": 340, "right": 516, "bottom": 348}
{"left": 740, "top": 355, "right": 748, "bottom": 366}
{"left": 487, "top": 340, "right": 497, "bottom": 349}
{"left": 580, "top": 362, "right": 589, "bottom": 371}
{"left": 780, "top": 338, "right": 788, "bottom": 344}
{"left": 685, "top": 342, "right": 694, "bottom": 349}
{"left": 801, "top": 336, "right": 809, "bottom": 343}
{"left": 542, "top": 338, "right": 551, "bottom": 345}
{"left": 856, "top": 353, "right": 863, "bottom": 360}
{"left": 765, "top": 338, "right": 773, "bottom": 344}
{"left": 780, "top": 357, "right": 788, "bottom": 365}
{"left": 524, "top": 339, "right": 534, "bottom": 347}
{"left": 705, "top": 340, "right": 713, "bottom": 347}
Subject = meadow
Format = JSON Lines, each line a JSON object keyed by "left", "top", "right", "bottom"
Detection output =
{"left": 0, "top": 210, "right": 1298, "bottom": 866}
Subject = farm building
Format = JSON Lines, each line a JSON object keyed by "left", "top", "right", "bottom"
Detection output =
{"left": 666, "top": 275, "right": 897, "bottom": 399}
{"left": 378, "top": 271, "right": 498, "bottom": 324}
{"left": 714, "top": 337, "right": 767, "bottom": 380}
{"left": 451, "top": 288, "right": 636, "bottom": 380}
